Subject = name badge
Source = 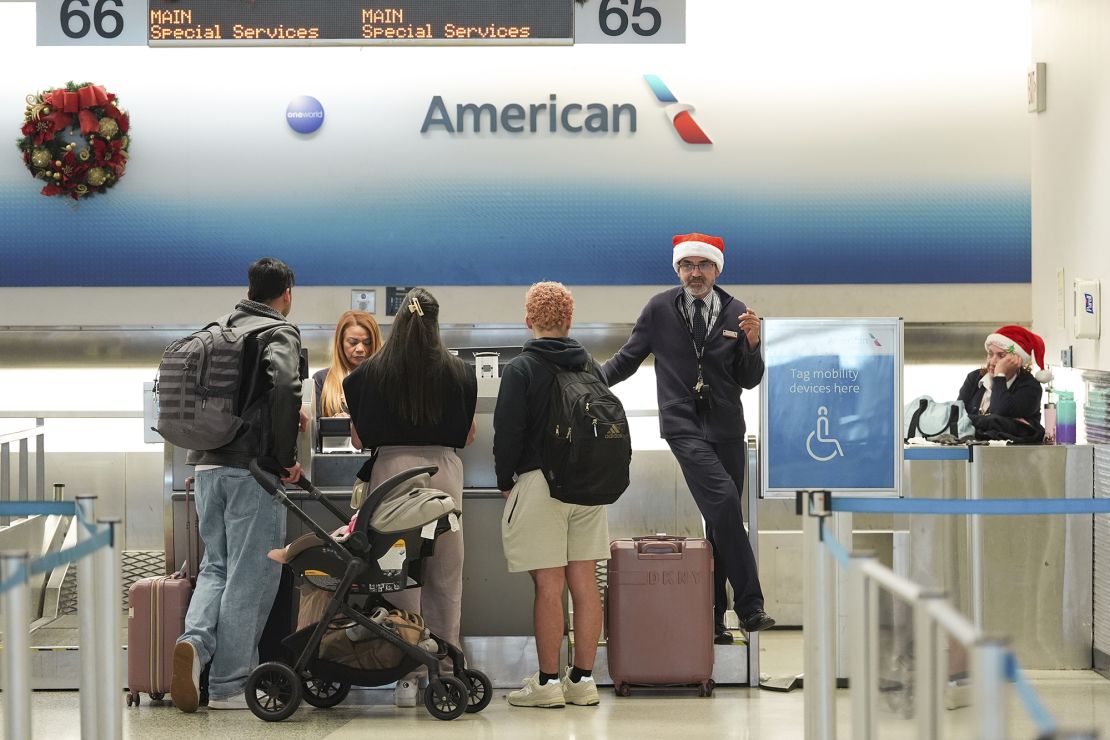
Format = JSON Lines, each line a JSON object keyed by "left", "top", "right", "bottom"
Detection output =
{"left": 722, "top": 330, "right": 738, "bottom": 339}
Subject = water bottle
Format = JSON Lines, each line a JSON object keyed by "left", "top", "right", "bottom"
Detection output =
{"left": 1043, "top": 401, "right": 1057, "bottom": 444}
{"left": 1056, "top": 391, "right": 1076, "bottom": 444}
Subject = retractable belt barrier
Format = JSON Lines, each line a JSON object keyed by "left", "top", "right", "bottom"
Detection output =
{"left": 0, "top": 501, "right": 110, "bottom": 595}
{"left": 805, "top": 492, "right": 1101, "bottom": 739}
{"left": 829, "top": 496, "right": 1110, "bottom": 516}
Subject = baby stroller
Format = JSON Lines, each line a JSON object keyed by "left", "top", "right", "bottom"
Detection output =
{"left": 246, "top": 459, "right": 492, "bottom": 721}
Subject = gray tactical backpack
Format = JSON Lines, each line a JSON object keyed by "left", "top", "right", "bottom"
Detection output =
{"left": 153, "top": 318, "right": 283, "bottom": 451}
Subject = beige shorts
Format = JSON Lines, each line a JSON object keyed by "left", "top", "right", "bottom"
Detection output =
{"left": 501, "top": 469, "right": 611, "bottom": 573}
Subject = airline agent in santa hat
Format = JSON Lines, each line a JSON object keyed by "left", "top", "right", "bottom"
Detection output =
{"left": 602, "top": 232, "right": 775, "bottom": 641}
{"left": 957, "top": 325, "right": 1053, "bottom": 437}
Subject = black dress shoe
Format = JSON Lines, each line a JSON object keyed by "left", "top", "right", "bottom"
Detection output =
{"left": 740, "top": 609, "right": 776, "bottom": 633}
{"left": 713, "top": 623, "right": 733, "bottom": 645}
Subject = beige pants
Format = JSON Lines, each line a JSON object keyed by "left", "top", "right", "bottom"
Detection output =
{"left": 368, "top": 446, "right": 464, "bottom": 657}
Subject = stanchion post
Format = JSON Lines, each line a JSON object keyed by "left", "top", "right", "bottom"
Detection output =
{"left": 1, "top": 551, "right": 34, "bottom": 740}
{"left": 36, "top": 418, "right": 45, "bottom": 501}
{"left": 801, "top": 490, "right": 836, "bottom": 740}
{"left": 913, "top": 592, "right": 946, "bottom": 740}
{"left": 95, "top": 518, "right": 122, "bottom": 740}
{"left": 965, "top": 447, "right": 984, "bottom": 630}
{"left": 971, "top": 637, "right": 1008, "bottom": 740}
{"left": 76, "top": 496, "right": 99, "bottom": 740}
{"left": 848, "top": 552, "right": 877, "bottom": 740}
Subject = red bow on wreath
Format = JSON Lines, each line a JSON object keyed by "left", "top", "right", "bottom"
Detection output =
{"left": 43, "top": 84, "right": 112, "bottom": 135}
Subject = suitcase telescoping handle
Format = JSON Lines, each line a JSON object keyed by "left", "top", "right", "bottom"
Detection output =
{"left": 177, "top": 476, "right": 199, "bottom": 582}
{"left": 633, "top": 533, "right": 685, "bottom": 558}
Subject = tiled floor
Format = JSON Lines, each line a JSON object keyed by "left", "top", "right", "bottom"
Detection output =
{"left": 5, "top": 632, "right": 1110, "bottom": 739}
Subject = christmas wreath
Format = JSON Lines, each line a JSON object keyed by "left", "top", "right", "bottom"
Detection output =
{"left": 17, "top": 82, "right": 130, "bottom": 200}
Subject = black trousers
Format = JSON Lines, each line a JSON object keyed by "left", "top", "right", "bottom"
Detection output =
{"left": 667, "top": 436, "right": 764, "bottom": 619}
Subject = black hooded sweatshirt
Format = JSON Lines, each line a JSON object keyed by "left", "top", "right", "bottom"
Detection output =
{"left": 493, "top": 336, "right": 598, "bottom": 492}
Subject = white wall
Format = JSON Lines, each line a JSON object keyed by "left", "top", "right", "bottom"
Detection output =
{"left": 1032, "top": 0, "right": 1110, "bottom": 370}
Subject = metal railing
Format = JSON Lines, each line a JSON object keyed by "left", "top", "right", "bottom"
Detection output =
{"left": 800, "top": 490, "right": 1098, "bottom": 740}
{"left": 0, "top": 498, "right": 119, "bottom": 740}
{"left": 0, "top": 419, "right": 45, "bottom": 526}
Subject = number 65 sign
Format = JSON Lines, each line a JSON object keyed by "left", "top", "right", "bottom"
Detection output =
{"left": 574, "top": 0, "right": 686, "bottom": 44}
{"left": 37, "top": 0, "right": 147, "bottom": 46}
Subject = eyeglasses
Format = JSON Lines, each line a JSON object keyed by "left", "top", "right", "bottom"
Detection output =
{"left": 678, "top": 261, "right": 715, "bottom": 274}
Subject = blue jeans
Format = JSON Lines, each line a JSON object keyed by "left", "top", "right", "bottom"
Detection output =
{"left": 178, "top": 466, "right": 286, "bottom": 700}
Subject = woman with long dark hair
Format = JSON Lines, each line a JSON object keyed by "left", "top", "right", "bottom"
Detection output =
{"left": 342, "top": 287, "right": 476, "bottom": 707}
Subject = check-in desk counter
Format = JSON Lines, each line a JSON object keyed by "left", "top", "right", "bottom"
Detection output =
{"left": 903, "top": 444, "right": 1094, "bottom": 669}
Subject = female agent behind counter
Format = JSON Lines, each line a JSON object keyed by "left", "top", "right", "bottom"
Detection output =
{"left": 313, "top": 310, "right": 383, "bottom": 419}
{"left": 957, "top": 325, "right": 1053, "bottom": 443}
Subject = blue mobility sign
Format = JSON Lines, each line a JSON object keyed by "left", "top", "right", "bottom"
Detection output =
{"left": 761, "top": 318, "right": 902, "bottom": 496}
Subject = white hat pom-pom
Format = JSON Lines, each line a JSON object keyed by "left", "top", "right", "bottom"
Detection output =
{"left": 1035, "top": 368, "right": 1053, "bottom": 383}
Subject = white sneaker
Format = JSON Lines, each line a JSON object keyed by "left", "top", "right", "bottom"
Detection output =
{"left": 507, "top": 673, "right": 565, "bottom": 708}
{"left": 208, "top": 692, "right": 249, "bottom": 710}
{"left": 170, "top": 641, "right": 201, "bottom": 713}
{"left": 394, "top": 679, "right": 417, "bottom": 707}
{"left": 560, "top": 667, "right": 600, "bottom": 706}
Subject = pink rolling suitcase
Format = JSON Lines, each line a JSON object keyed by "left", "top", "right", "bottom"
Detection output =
{"left": 606, "top": 535, "right": 715, "bottom": 696}
{"left": 126, "top": 477, "right": 197, "bottom": 706}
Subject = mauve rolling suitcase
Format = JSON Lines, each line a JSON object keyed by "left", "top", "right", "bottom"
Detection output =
{"left": 126, "top": 477, "right": 198, "bottom": 706}
{"left": 606, "top": 535, "right": 715, "bottom": 697}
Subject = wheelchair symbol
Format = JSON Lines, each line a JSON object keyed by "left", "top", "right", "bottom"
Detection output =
{"left": 806, "top": 406, "right": 844, "bottom": 462}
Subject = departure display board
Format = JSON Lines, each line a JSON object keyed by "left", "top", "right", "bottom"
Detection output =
{"left": 148, "top": 1, "right": 574, "bottom": 45}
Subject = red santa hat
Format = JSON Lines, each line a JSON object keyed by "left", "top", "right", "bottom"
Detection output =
{"left": 985, "top": 325, "right": 1053, "bottom": 383}
{"left": 672, "top": 232, "right": 725, "bottom": 274}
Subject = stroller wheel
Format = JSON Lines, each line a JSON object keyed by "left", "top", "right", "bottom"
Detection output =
{"left": 460, "top": 668, "right": 493, "bottom": 713}
{"left": 302, "top": 675, "right": 351, "bottom": 708}
{"left": 246, "top": 661, "right": 302, "bottom": 722}
{"left": 423, "top": 675, "right": 468, "bottom": 720}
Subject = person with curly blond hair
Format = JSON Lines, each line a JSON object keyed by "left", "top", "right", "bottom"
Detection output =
{"left": 494, "top": 281, "right": 610, "bottom": 709}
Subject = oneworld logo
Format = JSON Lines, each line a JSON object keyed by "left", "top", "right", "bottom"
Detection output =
{"left": 644, "top": 75, "right": 711, "bottom": 145}
{"left": 286, "top": 96, "right": 325, "bottom": 134}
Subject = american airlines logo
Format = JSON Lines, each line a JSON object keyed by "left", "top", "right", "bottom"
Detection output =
{"left": 644, "top": 74, "right": 712, "bottom": 145}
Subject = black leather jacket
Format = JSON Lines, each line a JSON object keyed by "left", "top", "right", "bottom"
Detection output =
{"left": 186, "top": 300, "right": 303, "bottom": 469}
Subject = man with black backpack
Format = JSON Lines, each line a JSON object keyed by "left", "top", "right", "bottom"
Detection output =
{"left": 603, "top": 233, "right": 776, "bottom": 644}
{"left": 495, "top": 281, "right": 620, "bottom": 709}
{"left": 169, "top": 257, "right": 305, "bottom": 713}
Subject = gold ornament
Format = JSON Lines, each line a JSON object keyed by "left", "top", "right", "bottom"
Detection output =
{"left": 31, "top": 149, "right": 51, "bottom": 168}
{"left": 66, "top": 143, "right": 75, "bottom": 151}
{"left": 52, "top": 172, "right": 61, "bottom": 181}
{"left": 53, "top": 160, "right": 62, "bottom": 168}
{"left": 86, "top": 168, "right": 108, "bottom": 187}
{"left": 75, "top": 184, "right": 89, "bottom": 196}
{"left": 77, "top": 149, "right": 91, "bottom": 162}
{"left": 98, "top": 118, "right": 119, "bottom": 138}
{"left": 121, "top": 135, "right": 129, "bottom": 149}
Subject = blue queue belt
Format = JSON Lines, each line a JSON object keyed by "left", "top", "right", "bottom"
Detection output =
{"left": 829, "top": 497, "right": 1110, "bottom": 516}
{"left": 818, "top": 517, "right": 1060, "bottom": 735}
{"left": 0, "top": 501, "right": 112, "bottom": 596}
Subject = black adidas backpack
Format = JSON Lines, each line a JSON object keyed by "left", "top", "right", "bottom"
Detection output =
{"left": 529, "top": 351, "right": 632, "bottom": 506}
{"left": 153, "top": 317, "right": 285, "bottom": 451}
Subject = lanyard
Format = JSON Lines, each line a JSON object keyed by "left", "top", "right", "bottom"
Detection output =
{"left": 678, "top": 296, "right": 707, "bottom": 383}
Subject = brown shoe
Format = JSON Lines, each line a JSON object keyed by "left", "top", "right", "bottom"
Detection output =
{"left": 171, "top": 641, "right": 201, "bottom": 713}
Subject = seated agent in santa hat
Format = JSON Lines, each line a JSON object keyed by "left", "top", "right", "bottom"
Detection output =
{"left": 602, "top": 232, "right": 775, "bottom": 642}
{"left": 957, "top": 324, "right": 1054, "bottom": 443}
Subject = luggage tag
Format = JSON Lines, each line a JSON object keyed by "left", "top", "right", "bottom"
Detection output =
{"left": 421, "top": 521, "right": 437, "bottom": 540}
{"left": 377, "top": 538, "right": 406, "bottom": 571}
{"left": 723, "top": 330, "right": 738, "bottom": 339}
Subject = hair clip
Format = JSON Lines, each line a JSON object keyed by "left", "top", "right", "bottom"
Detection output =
{"left": 408, "top": 297, "right": 424, "bottom": 316}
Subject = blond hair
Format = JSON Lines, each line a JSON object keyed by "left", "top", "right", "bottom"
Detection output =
{"left": 321, "top": 310, "right": 382, "bottom": 416}
{"left": 525, "top": 281, "right": 574, "bottom": 333}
